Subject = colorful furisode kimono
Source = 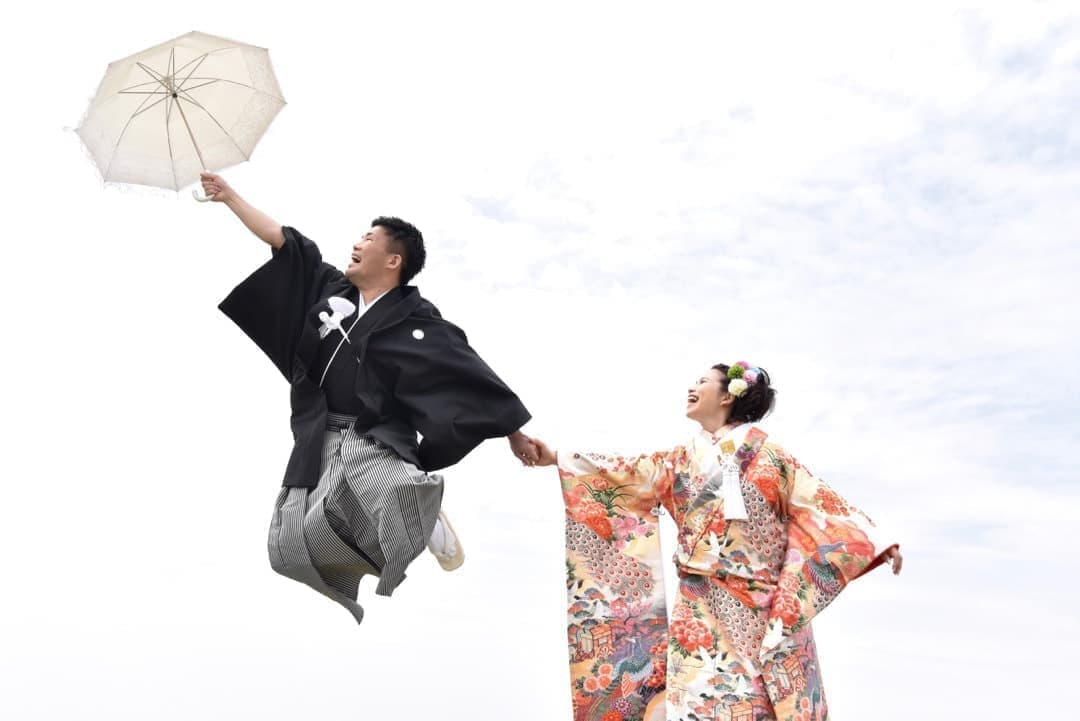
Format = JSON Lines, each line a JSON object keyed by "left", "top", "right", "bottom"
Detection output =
{"left": 559, "top": 425, "right": 897, "bottom": 721}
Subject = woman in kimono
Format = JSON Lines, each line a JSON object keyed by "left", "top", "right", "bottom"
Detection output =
{"left": 530, "top": 362, "right": 902, "bottom": 721}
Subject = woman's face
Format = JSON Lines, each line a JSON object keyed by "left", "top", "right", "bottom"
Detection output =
{"left": 686, "top": 368, "right": 729, "bottom": 423}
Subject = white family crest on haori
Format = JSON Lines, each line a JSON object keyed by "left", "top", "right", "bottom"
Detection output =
{"left": 318, "top": 296, "right": 357, "bottom": 340}
{"left": 76, "top": 31, "right": 286, "bottom": 198}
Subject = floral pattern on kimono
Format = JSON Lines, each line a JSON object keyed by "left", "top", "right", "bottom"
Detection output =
{"left": 559, "top": 426, "right": 897, "bottom": 721}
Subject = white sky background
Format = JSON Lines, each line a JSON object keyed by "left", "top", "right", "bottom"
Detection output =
{"left": 1, "top": 1, "right": 1077, "bottom": 718}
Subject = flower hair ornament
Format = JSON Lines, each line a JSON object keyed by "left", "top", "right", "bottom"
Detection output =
{"left": 726, "top": 361, "right": 763, "bottom": 398}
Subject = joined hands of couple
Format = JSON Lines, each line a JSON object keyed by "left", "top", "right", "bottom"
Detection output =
{"left": 507, "top": 432, "right": 554, "bottom": 468}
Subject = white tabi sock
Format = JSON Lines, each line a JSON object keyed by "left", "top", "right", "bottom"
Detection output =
{"left": 429, "top": 517, "right": 458, "bottom": 556}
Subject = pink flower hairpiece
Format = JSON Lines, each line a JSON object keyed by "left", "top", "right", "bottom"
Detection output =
{"left": 726, "top": 361, "right": 762, "bottom": 398}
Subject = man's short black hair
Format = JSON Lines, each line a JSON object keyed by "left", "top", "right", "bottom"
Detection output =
{"left": 372, "top": 216, "right": 426, "bottom": 286}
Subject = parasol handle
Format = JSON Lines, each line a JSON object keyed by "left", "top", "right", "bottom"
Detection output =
{"left": 193, "top": 169, "right": 213, "bottom": 202}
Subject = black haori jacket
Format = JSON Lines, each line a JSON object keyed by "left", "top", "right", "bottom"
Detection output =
{"left": 219, "top": 226, "right": 531, "bottom": 488}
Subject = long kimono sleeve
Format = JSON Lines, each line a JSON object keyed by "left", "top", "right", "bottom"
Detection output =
{"left": 758, "top": 446, "right": 898, "bottom": 712}
{"left": 218, "top": 226, "right": 345, "bottom": 380}
{"left": 387, "top": 307, "right": 530, "bottom": 471}
{"left": 559, "top": 450, "right": 675, "bottom": 721}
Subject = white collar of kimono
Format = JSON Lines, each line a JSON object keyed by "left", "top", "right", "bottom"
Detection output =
{"left": 356, "top": 287, "right": 390, "bottom": 311}
{"left": 697, "top": 423, "right": 751, "bottom": 449}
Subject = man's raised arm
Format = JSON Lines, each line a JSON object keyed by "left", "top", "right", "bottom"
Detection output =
{"left": 200, "top": 172, "right": 285, "bottom": 250}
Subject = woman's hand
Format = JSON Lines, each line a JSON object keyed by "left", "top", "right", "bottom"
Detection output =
{"left": 531, "top": 437, "right": 558, "bottom": 467}
{"left": 884, "top": 546, "right": 903, "bottom": 575}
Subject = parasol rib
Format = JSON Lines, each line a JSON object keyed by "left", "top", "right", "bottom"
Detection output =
{"left": 164, "top": 49, "right": 180, "bottom": 191}
{"left": 176, "top": 92, "right": 251, "bottom": 161}
{"left": 163, "top": 96, "right": 180, "bottom": 190}
{"left": 173, "top": 94, "right": 207, "bottom": 170}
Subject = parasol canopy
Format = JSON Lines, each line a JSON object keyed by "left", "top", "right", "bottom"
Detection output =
{"left": 76, "top": 31, "right": 286, "bottom": 199}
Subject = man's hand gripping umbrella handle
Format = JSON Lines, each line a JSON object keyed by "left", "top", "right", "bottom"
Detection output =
{"left": 193, "top": 170, "right": 213, "bottom": 202}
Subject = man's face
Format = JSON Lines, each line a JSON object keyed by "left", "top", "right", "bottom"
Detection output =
{"left": 346, "top": 226, "right": 400, "bottom": 283}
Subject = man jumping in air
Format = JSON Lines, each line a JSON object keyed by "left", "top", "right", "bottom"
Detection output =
{"left": 203, "top": 172, "right": 537, "bottom": 623}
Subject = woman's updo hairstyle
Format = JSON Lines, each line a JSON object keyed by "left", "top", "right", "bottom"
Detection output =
{"left": 712, "top": 363, "right": 776, "bottom": 424}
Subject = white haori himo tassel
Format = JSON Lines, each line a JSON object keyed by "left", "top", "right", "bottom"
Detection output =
{"left": 698, "top": 424, "right": 751, "bottom": 521}
{"left": 318, "top": 296, "right": 357, "bottom": 340}
{"left": 719, "top": 452, "right": 749, "bottom": 520}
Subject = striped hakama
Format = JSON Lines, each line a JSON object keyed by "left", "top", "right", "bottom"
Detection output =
{"left": 268, "top": 413, "right": 444, "bottom": 623}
